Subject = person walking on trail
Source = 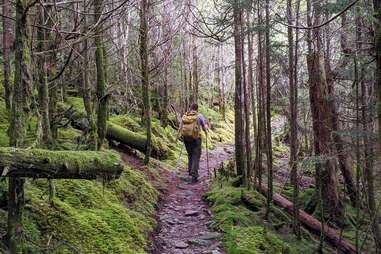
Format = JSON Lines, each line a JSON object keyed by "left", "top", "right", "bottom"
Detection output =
{"left": 178, "top": 103, "right": 209, "bottom": 183}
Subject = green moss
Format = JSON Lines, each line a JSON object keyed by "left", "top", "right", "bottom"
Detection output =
{"left": 0, "top": 147, "right": 122, "bottom": 169}
{"left": 273, "top": 144, "right": 289, "bottom": 155}
{"left": 224, "top": 226, "right": 285, "bottom": 254}
{"left": 67, "top": 97, "right": 86, "bottom": 113}
{"left": 0, "top": 101, "right": 9, "bottom": 146}
{"left": 0, "top": 96, "right": 235, "bottom": 253}
{"left": 109, "top": 115, "right": 143, "bottom": 133}
{"left": 207, "top": 178, "right": 325, "bottom": 254}
{"left": 21, "top": 164, "right": 158, "bottom": 253}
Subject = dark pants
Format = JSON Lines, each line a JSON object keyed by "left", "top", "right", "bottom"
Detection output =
{"left": 184, "top": 137, "right": 202, "bottom": 181}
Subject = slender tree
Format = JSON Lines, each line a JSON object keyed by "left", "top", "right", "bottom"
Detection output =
{"left": 82, "top": 0, "right": 98, "bottom": 149}
{"left": 8, "top": 0, "right": 33, "bottom": 251}
{"left": 363, "top": 2, "right": 381, "bottom": 249}
{"left": 94, "top": 0, "right": 108, "bottom": 149}
{"left": 265, "top": 0, "right": 273, "bottom": 219}
{"left": 247, "top": 9, "right": 256, "bottom": 185}
{"left": 37, "top": 2, "right": 53, "bottom": 148}
{"left": 140, "top": 0, "right": 152, "bottom": 164}
{"left": 2, "top": 0, "right": 13, "bottom": 113}
{"left": 287, "top": 0, "right": 300, "bottom": 238}
{"left": 374, "top": 0, "right": 381, "bottom": 158}
{"left": 233, "top": 0, "right": 245, "bottom": 179}
{"left": 255, "top": 0, "right": 264, "bottom": 187}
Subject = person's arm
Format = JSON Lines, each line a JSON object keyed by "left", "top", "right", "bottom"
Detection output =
{"left": 198, "top": 114, "right": 209, "bottom": 134}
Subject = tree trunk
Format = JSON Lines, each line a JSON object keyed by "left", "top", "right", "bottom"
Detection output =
{"left": 306, "top": 53, "right": 342, "bottom": 222}
{"left": 233, "top": 1, "right": 245, "bottom": 179}
{"left": 140, "top": 0, "right": 152, "bottom": 164}
{"left": 161, "top": 67, "right": 169, "bottom": 128}
{"left": 0, "top": 148, "right": 123, "bottom": 179}
{"left": 107, "top": 122, "right": 167, "bottom": 159}
{"left": 364, "top": 3, "right": 381, "bottom": 249}
{"left": 59, "top": 104, "right": 168, "bottom": 159}
{"left": 324, "top": 10, "right": 358, "bottom": 207}
{"left": 191, "top": 34, "right": 199, "bottom": 104}
{"left": 373, "top": 2, "right": 381, "bottom": 227}
{"left": 37, "top": 3, "right": 53, "bottom": 148}
{"left": 241, "top": 12, "right": 250, "bottom": 187}
{"left": 94, "top": 0, "right": 108, "bottom": 149}
{"left": 287, "top": 0, "right": 300, "bottom": 238}
{"left": 2, "top": 0, "right": 13, "bottom": 113}
{"left": 256, "top": 184, "right": 358, "bottom": 254}
{"left": 265, "top": 0, "right": 273, "bottom": 219}
{"left": 82, "top": 0, "right": 98, "bottom": 150}
{"left": 246, "top": 10, "right": 256, "bottom": 186}
{"left": 255, "top": 1, "right": 264, "bottom": 187}
{"left": 219, "top": 44, "right": 226, "bottom": 120}
{"left": 363, "top": 82, "right": 381, "bottom": 252}
{"left": 8, "top": 0, "right": 33, "bottom": 251}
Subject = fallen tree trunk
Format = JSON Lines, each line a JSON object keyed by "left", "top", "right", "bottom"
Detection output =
{"left": 256, "top": 184, "right": 361, "bottom": 254}
{"left": 107, "top": 122, "right": 146, "bottom": 151}
{"left": 0, "top": 147, "right": 123, "bottom": 179}
{"left": 107, "top": 123, "right": 167, "bottom": 159}
{"left": 60, "top": 104, "right": 168, "bottom": 159}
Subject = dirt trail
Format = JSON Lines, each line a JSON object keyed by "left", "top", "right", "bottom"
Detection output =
{"left": 149, "top": 144, "right": 234, "bottom": 254}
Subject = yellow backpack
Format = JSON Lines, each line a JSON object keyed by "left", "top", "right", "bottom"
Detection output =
{"left": 181, "top": 111, "right": 200, "bottom": 139}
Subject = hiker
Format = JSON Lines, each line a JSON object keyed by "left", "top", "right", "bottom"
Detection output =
{"left": 178, "top": 103, "right": 209, "bottom": 183}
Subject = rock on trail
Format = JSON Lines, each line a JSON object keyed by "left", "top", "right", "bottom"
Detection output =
{"left": 149, "top": 145, "right": 233, "bottom": 254}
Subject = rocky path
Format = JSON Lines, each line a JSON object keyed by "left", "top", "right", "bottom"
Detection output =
{"left": 149, "top": 144, "right": 233, "bottom": 254}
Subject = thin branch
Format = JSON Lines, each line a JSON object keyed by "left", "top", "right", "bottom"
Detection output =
{"left": 275, "top": 0, "right": 360, "bottom": 30}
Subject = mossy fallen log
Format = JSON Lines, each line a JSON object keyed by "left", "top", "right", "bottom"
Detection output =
{"left": 256, "top": 184, "right": 360, "bottom": 254}
{"left": 60, "top": 104, "right": 168, "bottom": 159}
{"left": 106, "top": 123, "right": 168, "bottom": 158}
{"left": 0, "top": 147, "right": 123, "bottom": 179}
{"left": 107, "top": 123, "right": 146, "bottom": 151}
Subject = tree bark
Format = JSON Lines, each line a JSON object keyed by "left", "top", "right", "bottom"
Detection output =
{"left": 247, "top": 11, "right": 257, "bottom": 177}
{"left": 256, "top": 184, "right": 358, "bottom": 254}
{"left": 287, "top": 0, "right": 300, "bottom": 238}
{"left": 94, "top": 0, "right": 108, "bottom": 149}
{"left": 161, "top": 67, "right": 169, "bottom": 128}
{"left": 363, "top": 4, "right": 381, "bottom": 250}
{"left": 306, "top": 53, "right": 342, "bottom": 222}
{"left": 82, "top": 0, "right": 98, "bottom": 150}
{"left": 0, "top": 148, "right": 123, "bottom": 179}
{"left": 220, "top": 44, "right": 226, "bottom": 120}
{"left": 8, "top": 0, "right": 33, "bottom": 251}
{"left": 59, "top": 105, "right": 168, "bottom": 159}
{"left": 241, "top": 12, "right": 250, "bottom": 187}
{"left": 255, "top": 0, "right": 264, "bottom": 187}
{"left": 2, "top": 0, "right": 13, "bottom": 113}
{"left": 140, "top": 0, "right": 152, "bottom": 164}
{"left": 107, "top": 122, "right": 167, "bottom": 159}
{"left": 323, "top": 8, "right": 358, "bottom": 207}
{"left": 191, "top": 33, "right": 199, "bottom": 104}
{"left": 233, "top": 1, "right": 245, "bottom": 179}
{"left": 265, "top": 0, "right": 273, "bottom": 219}
{"left": 373, "top": 2, "right": 381, "bottom": 229}
{"left": 37, "top": 3, "right": 53, "bottom": 148}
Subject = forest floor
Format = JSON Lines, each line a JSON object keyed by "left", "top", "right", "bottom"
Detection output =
{"left": 149, "top": 143, "right": 234, "bottom": 254}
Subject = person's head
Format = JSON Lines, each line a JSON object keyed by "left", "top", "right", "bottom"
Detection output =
{"left": 190, "top": 103, "right": 198, "bottom": 111}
